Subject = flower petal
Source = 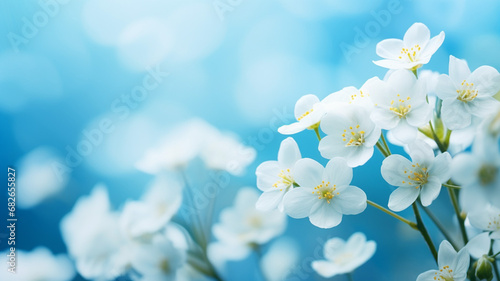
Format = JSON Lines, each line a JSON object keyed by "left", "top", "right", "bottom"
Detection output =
{"left": 408, "top": 140, "right": 435, "bottom": 167}
{"left": 278, "top": 122, "right": 308, "bottom": 135}
{"left": 381, "top": 155, "right": 413, "bottom": 186}
{"left": 391, "top": 119, "right": 418, "bottom": 144}
{"left": 465, "top": 232, "right": 491, "bottom": 259}
{"left": 324, "top": 158, "right": 353, "bottom": 186}
{"left": 420, "top": 177, "right": 441, "bottom": 207}
{"left": 294, "top": 94, "right": 320, "bottom": 120}
{"left": 335, "top": 186, "right": 367, "bottom": 215}
{"left": 420, "top": 31, "right": 445, "bottom": 59}
{"left": 449, "top": 55, "right": 471, "bottom": 86}
{"left": 403, "top": 23, "right": 430, "bottom": 47}
{"left": 441, "top": 98, "right": 471, "bottom": 130}
{"left": 309, "top": 203, "right": 342, "bottom": 229}
{"left": 406, "top": 102, "right": 433, "bottom": 127}
{"left": 376, "top": 39, "right": 404, "bottom": 60}
{"left": 311, "top": 260, "right": 340, "bottom": 278}
{"left": 323, "top": 237, "right": 346, "bottom": 260}
{"left": 277, "top": 137, "right": 301, "bottom": 168}
{"left": 293, "top": 158, "right": 324, "bottom": 187}
{"left": 283, "top": 187, "right": 318, "bottom": 219}
{"left": 429, "top": 152, "right": 452, "bottom": 183}
{"left": 256, "top": 190, "right": 285, "bottom": 211}
{"left": 469, "top": 65, "right": 500, "bottom": 97}
{"left": 388, "top": 186, "right": 419, "bottom": 212}
{"left": 416, "top": 270, "right": 439, "bottom": 281}
{"left": 435, "top": 74, "right": 459, "bottom": 100}
{"left": 371, "top": 108, "right": 400, "bottom": 129}
{"left": 437, "top": 240, "right": 457, "bottom": 268}
{"left": 256, "top": 161, "right": 281, "bottom": 192}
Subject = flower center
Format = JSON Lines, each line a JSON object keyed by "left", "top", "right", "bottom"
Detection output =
{"left": 349, "top": 90, "right": 370, "bottom": 104}
{"left": 389, "top": 94, "right": 412, "bottom": 118}
{"left": 478, "top": 164, "right": 498, "bottom": 186}
{"left": 403, "top": 163, "right": 429, "bottom": 189}
{"left": 333, "top": 252, "right": 353, "bottom": 265}
{"left": 159, "top": 259, "right": 171, "bottom": 274}
{"left": 488, "top": 213, "right": 500, "bottom": 230}
{"left": 247, "top": 215, "right": 263, "bottom": 228}
{"left": 297, "top": 108, "right": 313, "bottom": 121}
{"left": 313, "top": 181, "right": 339, "bottom": 204}
{"left": 456, "top": 80, "right": 478, "bottom": 103}
{"left": 273, "top": 169, "right": 294, "bottom": 192}
{"left": 399, "top": 45, "right": 421, "bottom": 62}
{"left": 434, "top": 265, "right": 453, "bottom": 281}
{"left": 342, "top": 125, "right": 366, "bottom": 147}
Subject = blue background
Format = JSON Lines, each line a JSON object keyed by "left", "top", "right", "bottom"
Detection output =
{"left": 1, "top": 0, "right": 499, "bottom": 280}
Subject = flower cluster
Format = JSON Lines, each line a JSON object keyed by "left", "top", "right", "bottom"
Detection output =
{"left": 257, "top": 22, "right": 500, "bottom": 280}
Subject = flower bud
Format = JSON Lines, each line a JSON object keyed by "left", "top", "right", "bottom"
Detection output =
{"left": 475, "top": 255, "right": 494, "bottom": 281}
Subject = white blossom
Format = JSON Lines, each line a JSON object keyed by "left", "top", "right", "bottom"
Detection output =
{"left": 416, "top": 240, "right": 469, "bottom": 281}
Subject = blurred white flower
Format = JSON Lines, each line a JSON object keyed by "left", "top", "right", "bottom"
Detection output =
{"left": 322, "top": 78, "right": 378, "bottom": 112}
{"left": 374, "top": 22, "right": 445, "bottom": 70}
{"left": 60, "top": 185, "right": 129, "bottom": 280}
{"left": 120, "top": 176, "right": 183, "bottom": 239}
{"left": 200, "top": 130, "right": 256, "bottom": 176}
{"left": 16, "top": 147, "right": 68, "bottom": 209}
{"left": 213, "top": 188, "right": 287, "bottom": 246}
{"left": 260, "top": 238, "right": 299, "bottom": 281}
{"left": 416, "top": 240, "right": 469, "bottom": 281}
{"left": 131, "top": 230, "right": 187, "bottom": 281}
{"left": 319, "top": 105, "right": 381, "bottom": 167}
{"left": 311, "top": 232, "right": 376, "bottom": 278}
{"left": 0, "top": 247, "right": 75, "bottom": 281}
{"left": 420, "top": 70, "right": 441, "bottom": 95}
{"left": 255, "top": 137, "right": 301, "bottom": 211}
{"left": 278, "top": 94, "right": 326, "bottom": 134}
{"left": 209, "top": 188, "right": 287, "bottom": 267}
{"left": 370, "top": 70, "right": 433, "bottom": 144}
{"left": 436, "top": 55, "right": 500, "bottom": 130}
{"left": 452, "top": 139, "right": 500, "bottom": 212}
{"left": 468, "top": 205, "right": 500, "bottom": 240}
{"left": 136, "top": 118, "right": 255, "bottom": 175}
{"left": 382, "top": 141, "right": 452, "bottom": 212}
{"left": 283, "top": 158, "right": 367, "bottom": 229}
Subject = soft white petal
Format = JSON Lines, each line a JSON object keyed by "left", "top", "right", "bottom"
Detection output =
{"left": 465, "top": 232, "right": 491, "bottom": 259}
{"left": 441, "top": 98, "right": 472, "bottom": 130}
{"left": 403, "top": 23, "right": 430, "bottom": 48}
{"left": 278, "top": 122, "right": 308, "bottom": 135}
{"left": 256, "top": 161, "right": 281, "bottom": 192}
{"left": 371, "top": 108, "right": 400, "bottom": 129}
{"left": 469, "top": 65, "right": 500, "bottom": 96}
{"left": 449, "top": 55, "right": 471, "bottom": 86}
{"left": 283, "top": 188, "right": 318, "bottom": 218}
{"left": 381, "top": 155, "right": 413, "bottom": 186}
{"left": 420, "top": 178, "right": 442, "bottom": 207}
{"left": 318, "top": 135, "right": 352, "bottom": 159}
{"left": 293, "top": 158, "right": 323, "bottom": 187}
{"left": 452, "top": 247, "right": 470, "bottom": 279}
{"left": 324, "top": 158, "right": 353, "bottom": 186}
{"left": 438, "top": 240, "right": 457, "bottom": 268}
{"left": 346, "top": 146, "right": 374, "bottom": 168}
{"left": 436, "top": 74, "right": 459, "bottom": 100}
{"left": 451, "top": 153, "right": 480, "bottom": 186}
{"left": 336, "top": 186, "right": 367, "bottom": 215}
{"left": 277, "top": 137, "right": 301, "bottom": 168}
{"left": 391, "top": 119, "right": 418, "bottom": 144}
{"left": 311, "top": 260, "right": 340, "bottom": 278}
{"left": 417, "top": 270, "right": 439, "bottom": 281}
{"left": 309, "top": 203, "right": 342, "bottom": 229}
{"left": 376, "top": 38, "right": 404, "bottom": 59}
{"left": 469, "top": 97, "right": 500, "bottom": 118}
{"left": 429, "top": 152, "right": 452, "bottom": 183}
{"left": 388, "top": 186, "right": 420, "bottom": 212}
{"left": 294, "top": 94, "right": 320, "bottom": 119}
{"left": 420, "top": 31, "right": 445, "bottom": 59}
{"left": 406, "top": 103, "right": 433, "bottom": 127}
{"left": 408, "top": 140, "right": 435, "bottom": 167}
{"left": 373, "top": 59, "right": 409, "bottom": 70}
{"left": 256, "top": 190, "right": 285, "bottom": 211}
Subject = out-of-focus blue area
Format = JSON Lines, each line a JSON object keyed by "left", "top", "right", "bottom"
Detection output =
{"left": 0, "top": 0, "right": 499, "bottom": 280}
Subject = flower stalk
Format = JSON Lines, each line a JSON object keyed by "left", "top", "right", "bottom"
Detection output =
{"left": 412, "top": 203, "right": 438, "bottom": 262}
{"left": 367, "top": 200, "right": 417, "bottom": 230}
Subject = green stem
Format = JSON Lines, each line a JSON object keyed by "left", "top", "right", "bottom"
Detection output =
{"left": 314, "top": 127, "right": 322, "bottom": 141}
{"left": 347, "top": 272, "right": 354, "bottom": 281}
{"left": 375, "top": 142, "right": 390, "bottom": 158}
{"left": 367, "top": 200, "right": 417, "bottom": 230}
{"left": 492, "top": 250, "right": 500, "bottom": 259}
{"left": 447, "top": 186, "right": 468, "bottom": 244}
{"left": 412, "top": 203, "right": 438, "bottom": 262}
{"left": 493, "top": 262, "right": 500, "bottom": 281}
{"left": 443, "top": 129, "right": 452, "bottom": 150}
{"left": 442, "top": 183, "right": 461, "bottom": 189}
{"left": 429, "top": 121, "right": 447, "bottom": 153}
{"left": 380, "top": 132, "right": 391, "bottom": 156}
{"left": 418, "top": 201, "right": 459, "bottom": 251}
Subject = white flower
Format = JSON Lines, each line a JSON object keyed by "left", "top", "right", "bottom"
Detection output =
{"left": 319, "top": 105, "right": 381, "bottom": 167}
{"left": 311, "top": 232, "right": 376, "bottom": 278}
{"left": 435, "top": 55, "right": 500, "bottom": 130}
{"left": 60, "top": 185, "right": 129, "bottom": 280}
{"left": 382, "top": 141, "right": 452, "bottom": 212}
{"left": 278, "top": 94, "right": 326, "bottom": 134}
{"left": 322, "top": 78, "right": 378, "bottom": 112}
{"left": 255, "top": 137, "right": 301, "bottom": 211}
{"left": 16, "top": 147, "right": 68, "bottom": 209}
{"left": 209, "top": 188, "right": 287, "bottom": 268}
{"left": 120, "top": 176, "right": 183, "bottom": 239}
{"left": 0, "top": 247, "right": 75, "bottom": 281}
{"left": 452, "top": 138, "right": 500, "bottom": 212}
{"left": 131, "top": 230, "right": 187, "bottom": 281}
{"left": 283, "top": 158, "right": 367, "bottom": 229}
{"left": 468, "top": 205, "right": 500, "bottom": 240}
{"left": 370, "top": 69, "right": 433, "bottom": 144}
{"left": 374, "top": 22, "right": 445, "bottom": 70}
{"left": 420, "top": 70, "right": 441, "bottom": 96}
{"left": 136, "top": 118, "right": 255, "bottom": 175}
{"left": 416, "top": 240, "right": 470, "bottom": 281}
{"left": 200, "top": 130, "right": 256, "bottom": 176}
